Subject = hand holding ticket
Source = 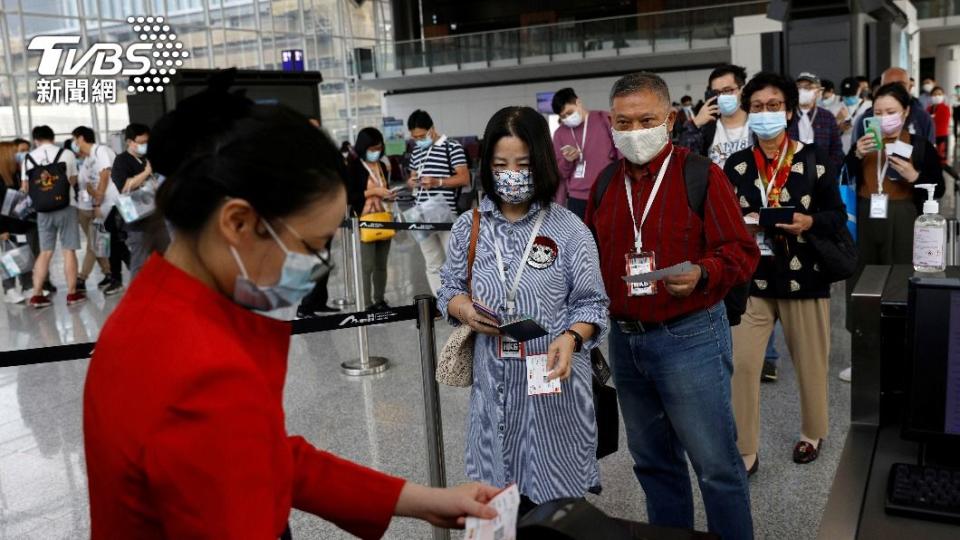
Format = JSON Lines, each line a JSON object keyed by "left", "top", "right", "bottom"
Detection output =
{"left": 465, "top": 484, "right": 520, "bottom": 540}
{"left": 623, "top": 261, "right": 694, "bottom": 284}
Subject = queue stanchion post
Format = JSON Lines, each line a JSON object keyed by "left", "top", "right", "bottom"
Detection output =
{"left": 331, "top": 211, "right": 355, "bottom": 308}
{"left": 415, "top": 294, "right": 450, "bottom": 540}
{"left": 341, "top": 216, "right": 390, "bottom": 376}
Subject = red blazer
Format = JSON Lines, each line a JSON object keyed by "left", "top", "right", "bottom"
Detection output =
{"left": 84, "top": 254, "right": 406, "bottom": 539}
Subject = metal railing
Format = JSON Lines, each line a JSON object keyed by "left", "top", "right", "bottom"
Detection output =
{"left": 361, "top": 1, "right": 768, "bottom": 77}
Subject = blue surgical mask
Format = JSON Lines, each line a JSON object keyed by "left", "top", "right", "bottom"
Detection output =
{"left": 71, "top": 141, "right": 80, "bottom": 153}
{"left": 843, "top": 95, "right": 860, "bottom": 107}
{"left": 414, "top": 137, "right": 433, "bottom": 150}
{"left": 365, "top": 149, "right": 382, "bottom": 162}
{"left": 14, "top": 151, "right": 26, "bottom": 164}
{"left": 717, "top": 94, "right": 740, "bottom": 116}
{"left": 747, "top": 111, "right": 787, "bottom": 140}
{"left": 230, "top": 220, "right": 330, "bottom": 311}
{"left": 136, "top": 143, "right": 148, "bottom": 156}
{"left": 493, "top": 168, "right": 535, "bottom": 204}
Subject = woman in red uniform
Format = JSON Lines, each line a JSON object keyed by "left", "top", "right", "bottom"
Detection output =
{"left": 83, "top": 81, "right": 498, "bottom": 539}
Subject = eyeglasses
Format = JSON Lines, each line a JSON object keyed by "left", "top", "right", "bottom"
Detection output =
{"left": 277, "top": 220, "right": 335, "bottom": 281}
{"left": 749, "top": 100, "right": 785, "bottom": 113}
{"left": 714, "top": 86, "right": 739, "bottom": 96}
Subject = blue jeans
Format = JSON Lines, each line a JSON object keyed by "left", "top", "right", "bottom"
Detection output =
{"left": 609, "top": 302, "right": 754, "bottom": 540}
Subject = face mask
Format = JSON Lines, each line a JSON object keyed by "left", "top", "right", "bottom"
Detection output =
{"left": 922, "top": 83, "right": 934, "bottom": 93}
{"left": 798, "top": 88, "right": 817, "bottom": 106}
{"left": 843, "top": 96, "right": 860, "bottom": 107}
{"left": 136, "top": 143, "right": 147, "bottom": 156}
{"left": 611, "top": 121, "right": 670, "bottom": 166}
{"left": 931, "top": 95, "right": 944, "bottom": 105}
{"left": 414, "top": 136, "right": 433, "bottom": 150}
{"left": 230, "top": 220, "right": 329, "bottom": 311}
{"left": 880, "top": 113, "right": 904, "bottom": 136}
{"left": 860, "top": 89, "right": 872, "bottom": 100}
{"left": 819, "top": 95, "right": 837, "bottom": 107}
{"left": 341, "top": 151, "right": 349, "bottom": 158}
{"left": 71, "top": 141, "right": 80, "bottom": 153}
{"left": 14, "top": 151, "right": 26, "bottom": 164}
{"left": 747, "top": 111, "right": 788, "bottom": 140}
{"left": 562, "top": 110, "right": 583, "bottom": 128}
{"left": 493, "top": 168, "right": 535, "bottom": 204}
{"left": 365, "top": 150, "right": 382, "bottom": 162}
{"left": 717, "top": 94, "right": 740, "bottom": 116}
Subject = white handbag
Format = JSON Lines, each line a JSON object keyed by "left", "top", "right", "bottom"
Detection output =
{"left": 435, "top": 209, "right": 480, "bottom": 387}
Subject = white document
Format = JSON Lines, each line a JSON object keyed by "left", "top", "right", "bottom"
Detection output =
{"left": 526, "top": 354, "right": 561, "bottom": 396}
{"left": 884, "top": 141, "right": 913, "bottom": 159}
{"left": 464, "top": 484, "right": 521, "bottom": 540}
{"left": 622, "top": 261, "right": 694, "bottom": 284}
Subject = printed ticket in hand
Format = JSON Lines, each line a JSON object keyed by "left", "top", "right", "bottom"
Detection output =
{"left": 526, "top": 354, "right": 561, "bottom": 396}
{"left": 464, "top": 484, "right": 520, "bottom": 540}
{"left": 623, "top": 261, "right": 694, "bottom": 284}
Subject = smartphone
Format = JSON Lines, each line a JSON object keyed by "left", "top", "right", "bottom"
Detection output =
{"left": 703, "top": 89, "right": 719, "bottom": 119}
{"left": 863, "top": 117, "right": 884, "bottom": 151}
{"left": 472, "top": 301, "right": 501, "bottom": 325}
{"left": 759, "top": 206, "right": 795, "bottom": 227}
{"left": 499, "top": 318, "right": 549, "bottom": 343}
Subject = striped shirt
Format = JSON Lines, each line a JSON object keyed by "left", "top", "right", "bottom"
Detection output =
{"left": 437, "top": 197, "right": 610, "bottom": 503}
{"left": 410, "top": 136, "right": 467, "bottom": 212}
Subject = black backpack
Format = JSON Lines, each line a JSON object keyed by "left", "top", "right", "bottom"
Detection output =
{"left": 591, "top": 153, "right": 750, "bottom": 326}
{"left": 25, "top": 149, "right": 71, "bottom": 213}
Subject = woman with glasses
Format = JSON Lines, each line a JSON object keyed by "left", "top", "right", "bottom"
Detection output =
{"left": 438, "top": 106, "right": 609, "bottom": 514}
{"left": 846, "top": 82, "right": 944, "bottom": 276}
{"left": 722, "top": 72, "right": 845, "bottom": 475}
{"left": 83, "top": 81, "right": 499, "bottom": 539}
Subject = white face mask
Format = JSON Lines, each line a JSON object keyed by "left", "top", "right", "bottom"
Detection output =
{"left": 922, "top": 83, "right": 934, "bottom": 94}
{"left": 798, "top": 88, "right": 817, "bottom": 106}
{"left": 611, "top": 121, "right": 670, "bottom": 166}
{"left": 562, "top": 110, "right": 583, "bottom": 128}
{"left": 931, "top": 95, "right": 944, "bottom": 105}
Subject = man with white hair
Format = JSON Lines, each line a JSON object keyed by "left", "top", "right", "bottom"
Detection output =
{"left": 585, "top": 71, "right": 758, "bottom": 540}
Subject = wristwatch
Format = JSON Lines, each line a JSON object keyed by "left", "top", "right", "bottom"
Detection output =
{"left": 697, "top": 263, "right": 709, "bottom": 288}
{"left": 565, "top": 329, "right": 584, "bottom": 353}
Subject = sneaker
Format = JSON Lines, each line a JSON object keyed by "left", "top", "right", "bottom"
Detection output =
{"left": 761, "top": 362, "right": 778, "bottom": 383}
{"left": 42, "top": 281, "right": 57, "bottom": 294}
{"left": 103, "top": 280, "right": 124, "bottom": 297}
{"left": 838, "top": 367, "right": 852, "bottom": 382}
{"left": 97, "top": 275, "right": 112, "bottom": 290}
{"left": 4, "top": 289, "right": 25, "bottom": 304}
{"left": 76, "top": 278, "right": 87, "bottom": 292}
{"left": 29, "top": 295, "right": 52, "bottom": 309}
{"left": 369, "top": 301, "right": 391, "bottom": 311}
{"left": 66, "top": 292, "right": 87, "bottom": 306}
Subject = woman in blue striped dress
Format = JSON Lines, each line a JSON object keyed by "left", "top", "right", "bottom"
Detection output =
{"left": 438, "top": 106, "right": 610, "bottom": 511}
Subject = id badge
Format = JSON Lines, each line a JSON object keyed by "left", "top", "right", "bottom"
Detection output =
{"left": 870, "top": 193, "right": 888, "bottom": 219}
{"left": 756, "top": 232, "right": 774, "bottom": 257}
{"left": 526, "top": 354, "right": 561, "bottom": 396}
{"left": 573, "top": 160, "right": 587, "bottom": 179}
{"left": 498, "top": 336, "right": 524, "bottom": 359}
{"left": 625, "top": 250, "right": 656, "bottom": 297}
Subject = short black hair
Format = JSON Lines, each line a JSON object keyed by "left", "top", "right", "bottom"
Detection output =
{"left": 821, "top": 79, "right": 835, "bottom": 93}
{"left": 680, "top": 95, "right": 692, "bottom": 103}
{"left": 480, "top": 106, "right": 560, "bottom": 208}
{"left": 932, "top": 86, "right": 944, "bottom": 94}
{"left": 13, "top": 137, "right": 29, "bottom": 147}
{"left": 407, "top": 109, "right": 433, "bottom": 131}
{"left": 873, "top": 82, "right": 911, "bottom": 109}
{"left": 354, "top": 127, "right": 385, "bottom": 159}
{"left": 855, "top": 76, "right": 869, "bottom": 85}
{"left": 153, "top": 82, "right": 345, "bottom": 233}
{"left": 31, "top": 125, "right": 54, "bottom": 142}
{"left": 71, "top": 126, "right": 95, "bottom": 143}
{"left": 740, "top": 72, "right": 799, "bottom": 113}
{"left": 708, "top": 64, "right": 748, "bottom": 89}
{"left": 551, "top": 88, "right": 578, "bottom": 115}
{"left": 124, "top": 123, "right": 149, "bottom": 141}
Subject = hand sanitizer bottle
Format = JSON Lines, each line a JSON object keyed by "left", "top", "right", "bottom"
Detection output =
{"left": 913, "top": 184, "right": 946, "bottom": 273}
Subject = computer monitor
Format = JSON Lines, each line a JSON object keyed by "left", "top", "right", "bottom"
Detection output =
{"left": 904, "top": 277, "right": 960, "bottom": 443}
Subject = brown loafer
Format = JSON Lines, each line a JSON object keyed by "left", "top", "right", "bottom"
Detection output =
{"left": 793, "top": 439, "right": 823, "bottom": 464}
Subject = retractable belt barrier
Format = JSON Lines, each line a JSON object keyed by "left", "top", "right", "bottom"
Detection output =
{"left": 339, "top": 220, "right": 455, "bottom": 232}
{"left": 0, "top": 296, "right": 451, "bottom": 540}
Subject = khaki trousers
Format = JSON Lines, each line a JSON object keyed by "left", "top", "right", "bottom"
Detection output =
{"left": 731, "top": 296, "right": 830, "bottom": 455}
{"left": 78, "top": 209, "right": 109, "bottom": 279}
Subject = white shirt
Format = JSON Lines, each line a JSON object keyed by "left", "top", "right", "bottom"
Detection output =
{"left": 77, "top": 144, "right": 118, "bottom": 211}
{"left": 21, "top": 143, "right": 79, "bottom": 207}
{"left": 708, "top": 121, "right": 752, "bottom": 168}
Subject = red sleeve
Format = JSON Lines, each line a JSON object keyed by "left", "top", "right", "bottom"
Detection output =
{"left": 143, "top": 366, "right": 283, "bottom": 539}
{"left": 288, "top": 436, "right": 406, "bottom": 540}
{"left": 698, "top": 163, "right": 760, "bottom": 295}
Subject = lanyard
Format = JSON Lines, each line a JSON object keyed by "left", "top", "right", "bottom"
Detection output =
{"left": 361, "top": 159, "right": 384, "bottom": 187}
{"left": 493, "top": 210, "right": 546, "bottom": 314}
{"left": 875, "top": 151, "right": 889, "bottom": 195}
{"left": 568, "top": 113, "right": 589, "bottom": 155}
{"left": 624, "top": 151, "right": 673, "bottom": 253}
{"left": 754, "top": 138, "right": 794, "bottom": 208}
{"left": 415, "top": 135, "right": 447, "bottom": 203}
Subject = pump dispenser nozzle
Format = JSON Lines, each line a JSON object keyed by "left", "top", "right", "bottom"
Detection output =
{"left": 914, "top": 184, "right": 938, "bottom": 215}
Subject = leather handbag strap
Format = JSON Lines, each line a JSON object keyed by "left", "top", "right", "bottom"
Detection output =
{"left": 466, "top": 208, "right": 480, "bottom": 296}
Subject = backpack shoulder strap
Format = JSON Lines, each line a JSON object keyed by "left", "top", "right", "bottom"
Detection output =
{"left": 466, "top": 208, "right": 480, "bottom": 296}
{"left": 591, "top": 160, "right": 622, "bottom": 210}
{"left": 445, "top": 141, "right": 454, "bottom": 177}
{"left": 683, "top": 152, "right": 711, "bottom": 218}
{"left": 53, "top": 147, "right": 65, "bottom": 164}
{"left": 24, "top": 153, "right": 37, "bottom": 168}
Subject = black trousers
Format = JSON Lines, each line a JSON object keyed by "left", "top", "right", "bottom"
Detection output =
{"left": 298, "top": 238, "right": 332, "bottom": 310}
{"left": 567, "top": 197, "right": 588, "bottom": 221}
{"left": 103, "top": 208, "right": 130, "bottom": 280}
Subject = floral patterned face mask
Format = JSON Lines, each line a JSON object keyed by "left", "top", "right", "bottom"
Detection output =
{"left": 493, "top": 168, "right": 535, "bottom": 204}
